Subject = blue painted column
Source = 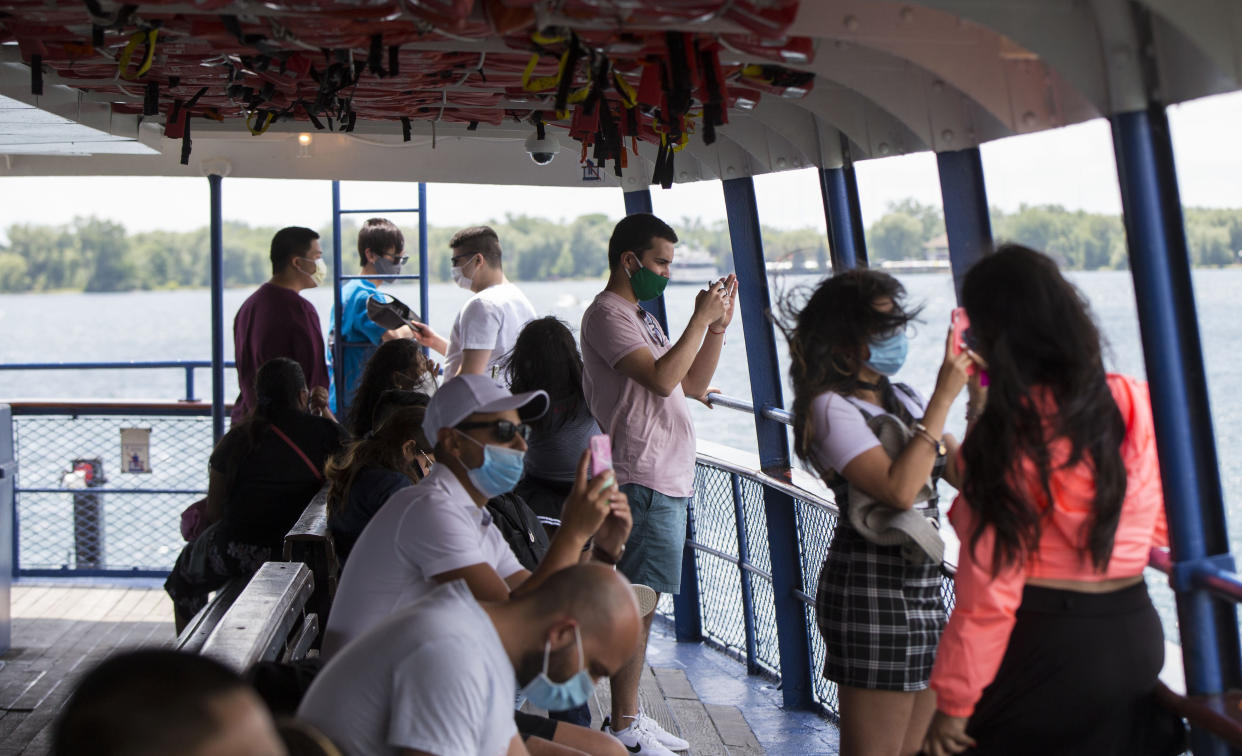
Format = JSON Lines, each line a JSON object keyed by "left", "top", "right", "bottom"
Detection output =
{"left": 936, "top": 148, "right": 993, "bottom": 302}
{"left": 819, "top": 167, "right": 863, "bottom": 272}
{"left": 1112, "top": 106, "right": 1241, "bottom": 756}
{"left": 0, "top": 405, "right": 13, "bottom": 651}
{"left": 208, "top": 174, "right": 225, "bottom": 443}
{"left": 331, "top": 181, "right": 346, "bottom": 410}
{"left": 418, "top": 183, "right": 430, "bottom": 328}
{"left": 722, "top": 176, "right": 813, "bottom": 708}
{"left": 622, "top": 188, "right": 669, "bottom": 334}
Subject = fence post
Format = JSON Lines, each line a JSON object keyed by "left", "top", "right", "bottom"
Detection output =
{"left": 68, "top": 458, "right": 105, "bottom": 569}
{"left": 936, "top": 147, "right": 994, "bottom": 301}
{"left": 183, "top": 366, "right": 197, "bottom": 403}
{"left": 731, "top": 473, "right": 759, "bottom": 674}
{"left": 1112, "top": 104, "right": 1241, "bottom": 756}
{"left": 722, "top": 176, "right": 814, "bottom": 708}
{"left": 0, "top": 405, "right": 13, "bottom": 653}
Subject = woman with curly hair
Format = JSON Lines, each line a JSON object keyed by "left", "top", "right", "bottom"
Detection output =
{"left": 781, "top": 269, "right": 972, "bottom": 756}
{"left": 345, "top": 338, "right": 437, "bottom": 438}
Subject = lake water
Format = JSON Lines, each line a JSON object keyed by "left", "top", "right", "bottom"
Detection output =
{"left": 1, "top": 270, "right": 1239, "bottom": 639}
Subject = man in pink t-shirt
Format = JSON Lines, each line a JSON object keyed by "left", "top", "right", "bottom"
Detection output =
{"left": 581, "top": 213, "right": 736, "bottom": 755}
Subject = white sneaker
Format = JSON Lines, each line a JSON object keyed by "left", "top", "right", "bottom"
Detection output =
{"left": 634, "top": 712, "right": 689, "bottom": 751}
{"left": 605, "top": 717, "right": 680, "bottom": 756}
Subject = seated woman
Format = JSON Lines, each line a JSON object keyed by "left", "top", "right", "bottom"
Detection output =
{"left": 345, "top": 338, "right": 437, "bottom": 439}
{"left": 923, "top": 245, "right": 1182, "bottom": 756}
{"left": 325, "top": 390, "right": 433, "bottom": 561}
{"left": 502, "top": 316, "right": 601, "bottom": 537}
{"left": 165, "top": 357, "right": 345, "bottom": 632}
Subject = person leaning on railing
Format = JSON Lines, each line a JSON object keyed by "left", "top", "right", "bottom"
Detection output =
{"left": 325, "top": 390, "right": 434, "bottom": 562}
{"left": 779, "top": 268, "right": 972, "bottom": 756}
{"left": 165, "top": 357, "right": 346, "bottom": 632}
{"left": 922, "top": 245, "right": 1183, "bottom": 756}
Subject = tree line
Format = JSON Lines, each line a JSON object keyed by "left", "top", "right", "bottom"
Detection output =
{"left": 0, "top": 202, "right": 1238, "bottom": 294}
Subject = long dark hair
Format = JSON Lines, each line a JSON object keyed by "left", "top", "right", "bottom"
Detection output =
{"left": 777, "top": 269, "right": 922, "bottom": 473}
{"left": 222, "top": 357, "right": 307, "bottom": 475}
{"left": 346, "top": 339, "right": 432, "bottom": 438}
{"left": 325, "top": 400, "right": 431, "bottom": 519}
{"left": 501, "top": 316, "right": 586, "bottom": 432}
{"left": 959, "top": 244, "right": 1126, "bottom": 574}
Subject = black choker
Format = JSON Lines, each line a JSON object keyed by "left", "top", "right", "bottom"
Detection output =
{"left": 855, "top": 380, "right": 882, "bottom": 392}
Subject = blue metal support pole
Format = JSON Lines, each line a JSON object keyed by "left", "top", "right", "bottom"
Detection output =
{"left": 622, "top": 189, "right": 669, "bottom": 334}
{"left": 0, "top": 405, "right": 13, "bottom": 648}
{"left": 819, "top": 167, "right": 863, "bottom": 272}
{"left": 1111, "top": 106, "right": 1242, "bottom": 756}
{"left": 418, "top": 183, "right": 430, "bottom": 329}
{"left": 183, "top": 366, "right": 196, "bottom": 403}
{"left": 675, "top": 501, "right": 704, "bottom": 642}
{"left": 722, "top": 176, "right": 813, "bottom": 708}
{"left": 208, "top": 174, "right": 225, "bottom": 443}
{"left": 731, "top": 473, "right": 760, "bottom": 674}
{"left": 936, "top": 148, "right": 994, "bottom": 302}
{"left": 331, "top": 181, "right": 346, "bottom": 414}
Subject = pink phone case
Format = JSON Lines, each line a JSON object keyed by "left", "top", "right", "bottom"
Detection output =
{"left": 951, "top": 307, "right": 978, "bottom": 377}
{"left": 589, "top": 434, "right": 613, "bottom": 477}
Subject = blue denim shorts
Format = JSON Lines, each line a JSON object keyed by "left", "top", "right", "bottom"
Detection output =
{"left": 616, "top": 483, "right": 690, "bottom": 595}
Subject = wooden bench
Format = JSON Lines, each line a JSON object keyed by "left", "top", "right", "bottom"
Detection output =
{"left": 283, "top": 486, "right": 338, "bottom": 641}
{"left": 200, "top": 562, "right": 318, "bottom": 672}
{"left": 174, "top": 578, "right": 247, "bottom": 654}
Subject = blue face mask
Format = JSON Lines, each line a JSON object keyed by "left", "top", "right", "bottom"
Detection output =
{"left": 519, "top": 626, "right": 595, "bottom": 712}
{"left": 865, "top": 330, "right": 908, "bottom": 377}
{"left": 456, "top": 431, "right": 525, "bottom": 497}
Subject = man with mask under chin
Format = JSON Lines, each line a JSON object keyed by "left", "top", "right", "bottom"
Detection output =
{"left": 231, "top": 226, "right": 333, "bottom": 424}
{"left": 409, "top": 225, "right": 536, "bottom": 385}
{"left": 299, "top": 564, "right": 642, "bottom": 756}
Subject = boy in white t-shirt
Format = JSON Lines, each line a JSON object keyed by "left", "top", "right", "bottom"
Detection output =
{"left": 412, "top": 226, "right": 536, "bottom": 383}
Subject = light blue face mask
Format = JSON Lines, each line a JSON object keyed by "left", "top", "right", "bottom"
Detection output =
{"left": 865, "top": 330, "right": 908, "bottom": 377}
{"left": 519, "top": 626, "right": 595, "bottom": 712}
{"left": 456, "top": 431, "right": 525, "bottom": 497}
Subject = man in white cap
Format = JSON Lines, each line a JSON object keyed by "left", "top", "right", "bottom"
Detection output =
{"left": 320, "top": 374, "right": 632, "bottom": 754}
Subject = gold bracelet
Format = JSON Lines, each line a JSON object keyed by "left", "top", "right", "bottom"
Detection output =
{"left": 912, "top": 421, "right": 947, "bottom": 455}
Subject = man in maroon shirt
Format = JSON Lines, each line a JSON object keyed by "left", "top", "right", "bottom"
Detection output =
{"left": 231, "top": 227, "right": 331, "bottom": 423}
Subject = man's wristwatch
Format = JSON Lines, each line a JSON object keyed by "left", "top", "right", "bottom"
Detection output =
{"left": 592, "top": 543, "right": 625, "bottom": 566}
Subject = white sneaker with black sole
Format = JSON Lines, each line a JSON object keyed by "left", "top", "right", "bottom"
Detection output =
{"left": 604, "top": 716, "right": 680, "bottom": 756}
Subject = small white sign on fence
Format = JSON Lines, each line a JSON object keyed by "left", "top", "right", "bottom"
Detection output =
{"left": 120, "top": 427, "right": 151, "bottom": 474}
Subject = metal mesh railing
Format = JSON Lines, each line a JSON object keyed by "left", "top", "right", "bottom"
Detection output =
{"left": 13, "top": 411, "right": 213, "bottom": 573}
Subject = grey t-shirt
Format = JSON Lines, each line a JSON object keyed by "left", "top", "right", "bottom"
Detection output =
{"left": 298, "top": 580, "right": 518, "bottom": 756}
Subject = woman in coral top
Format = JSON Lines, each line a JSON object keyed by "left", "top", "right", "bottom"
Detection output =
{"left": 923, "top": 245, "right": 1183, "bottom": 756}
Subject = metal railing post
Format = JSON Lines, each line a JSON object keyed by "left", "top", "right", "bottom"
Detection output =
{"left": 208, "top": 174, "right": 225, "bottom": 442}
{"left": 1111, "top": 105, "right": 1241, "bottom": 756}
{"left": 0, "top": 404, "right": 13, "bottom": 652}
{"left": 331, "top": 181, "right": 346, "bottom": 416}
{"left": 936, "top": 148, "right": 994, "bottom": 302}
{"left": 183, "top": 366, "right": 196, "bottom": 403}
{"left": 622, "top": 189, "right": 670, "bottom": 334}
{"left": 418, "top": 182, "right": 430, "bottom": 330}
{"left": 722, "top": 175, "right": 814, "bottom": 708}
{"left": 731, "top": 472, "right": 759, "bottom": 674}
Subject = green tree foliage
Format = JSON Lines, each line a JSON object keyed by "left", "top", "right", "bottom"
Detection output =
{"left": 1, "top": 203, "right": 1238, "bottom": 294}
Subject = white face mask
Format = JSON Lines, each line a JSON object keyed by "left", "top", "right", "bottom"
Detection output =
{"left": 297, "top": 257, "right": 327, "bottom": 287}
{"left": 451, "top": 258, "right": 474, "bottom": 291}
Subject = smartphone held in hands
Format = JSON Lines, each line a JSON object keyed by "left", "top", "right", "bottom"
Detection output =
{"left": 589, "top": 434, "right": 613, "bottom": 478}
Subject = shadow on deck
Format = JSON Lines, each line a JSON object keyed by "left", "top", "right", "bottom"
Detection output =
{"left": 1, "top": 583, "right": 840, "bottom": 755}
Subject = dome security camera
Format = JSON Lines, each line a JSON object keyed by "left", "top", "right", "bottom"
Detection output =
{"left": 524, "top": 131, "right": 561, "bottom": 165}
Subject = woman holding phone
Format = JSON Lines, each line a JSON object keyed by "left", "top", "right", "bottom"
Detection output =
{"left": 780, "top": 269, "right": 973, "bottom": 756}
{"left": 923, "top": 246, "right": 1180, "bottom": 756}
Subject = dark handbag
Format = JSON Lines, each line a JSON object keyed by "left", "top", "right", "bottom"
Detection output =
{"left": 180, "top": 497, "right": 209, "bottom": 542}
{"left": 486, "top": 491, "right": 551, "bottom": 571}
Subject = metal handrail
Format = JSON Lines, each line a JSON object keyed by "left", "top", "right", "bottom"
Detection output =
{"left": 0, "top": 359, "right": 236, "bottom": 403}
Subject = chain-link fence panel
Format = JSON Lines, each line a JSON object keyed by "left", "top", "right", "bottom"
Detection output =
{"left": 13, "top": 412, "right": 213, "bottom": 573}
{"left": 737, "top": 476, "right": 779, "bottom": 674}
{"left": 688, "top": 464, "right": 748, "bottom": 659}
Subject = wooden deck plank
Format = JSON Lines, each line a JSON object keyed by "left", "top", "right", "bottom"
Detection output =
{"left": 704, "top": 704, "right": 765, "bottom": 753}
{"left": 653, "top": 667, "right": 699, "bottom": 700}
{"left": 664, "top": 698, "right": 729, "bottom": 756}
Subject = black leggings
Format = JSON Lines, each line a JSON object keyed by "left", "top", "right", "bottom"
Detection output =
{"left": 965, "top": 581, "right": 1185, "bottom": 756}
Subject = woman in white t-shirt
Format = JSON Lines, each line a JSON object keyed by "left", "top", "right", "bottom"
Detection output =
{"left": 781, "top": 270, "right": 974, "bottom": 756}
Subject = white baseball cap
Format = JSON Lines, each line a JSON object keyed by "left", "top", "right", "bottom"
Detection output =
{"left": 422, "top": 374, "right": 548, "bottom": 443}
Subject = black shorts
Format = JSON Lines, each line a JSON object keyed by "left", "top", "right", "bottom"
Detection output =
{"left": 514, "top": 711, "right": 559, "bottom": 742}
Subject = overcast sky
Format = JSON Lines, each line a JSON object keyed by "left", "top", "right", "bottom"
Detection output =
{"left": 1, "top": 92, "right": 1240, "bottom": 237}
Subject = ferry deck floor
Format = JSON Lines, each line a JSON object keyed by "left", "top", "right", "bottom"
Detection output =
{"left": 0, "top": 581, "right": 838, "bottom": 755}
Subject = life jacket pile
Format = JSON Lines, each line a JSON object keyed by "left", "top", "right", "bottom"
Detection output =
{"left": 0, "top": 0, "right": 815, "bottom": 183}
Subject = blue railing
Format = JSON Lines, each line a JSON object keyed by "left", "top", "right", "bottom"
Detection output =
{"left": 0, "top": 360, "right": 235, "bottom": 403}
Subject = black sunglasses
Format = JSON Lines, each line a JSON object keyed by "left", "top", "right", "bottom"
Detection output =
{"left": 456, "top": 419, "right": 532, "bottom": 442}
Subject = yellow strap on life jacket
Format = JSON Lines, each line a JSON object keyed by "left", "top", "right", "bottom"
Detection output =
{"left": 523, "top": 49, "right": 567, "bottom": 92}
{"left": 245, "top": 110, "right": 275, "bottom": 135}
{"left": 118, "top": 28, "right": 158, "bottom": 81}
{"left": 612, "top": 70, "right": 637, "bottom": 108}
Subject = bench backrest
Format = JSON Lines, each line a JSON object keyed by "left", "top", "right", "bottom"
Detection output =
{"left": 174, "top": 578, "right": 246, "bottom": 654}
{"left": 283, "top": 485, "right": 337, "bottom": 638}
{"left": 201, "top": 561, "right": 316, "bottom": 672}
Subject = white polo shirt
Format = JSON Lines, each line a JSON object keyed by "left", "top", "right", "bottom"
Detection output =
{"left": 322, "top": 464, "right": 525, "bottom": 658}
{"left": 299, "top": 580, "right": 518, "bottom": 756}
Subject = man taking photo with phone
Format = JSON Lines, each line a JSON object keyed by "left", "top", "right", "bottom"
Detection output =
{"left": 580, "top": 213, "right": 736, "bottom": 755}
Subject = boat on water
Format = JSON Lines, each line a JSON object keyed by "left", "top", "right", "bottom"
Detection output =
{"left": 669, "top": 248, "right": 721, "bottom": 286}
{"left": 2, "top": 1, "right": 1242, "bottom": 754}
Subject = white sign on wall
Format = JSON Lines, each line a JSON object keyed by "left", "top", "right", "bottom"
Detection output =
{"left": 121, "top": 427, "right": 151, "bottom": 474}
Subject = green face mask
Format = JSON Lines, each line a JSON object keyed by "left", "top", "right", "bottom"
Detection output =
{"left": 626, "top": 256, "right": 669, "bottom": 301}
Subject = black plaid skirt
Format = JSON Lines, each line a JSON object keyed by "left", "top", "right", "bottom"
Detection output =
{"left": 815, "top": 521, "right": 946, "bottom": 691}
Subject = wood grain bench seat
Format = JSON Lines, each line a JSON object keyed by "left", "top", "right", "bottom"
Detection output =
{"left": 200, "top": 561, "right": 318, "bottom": 672}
